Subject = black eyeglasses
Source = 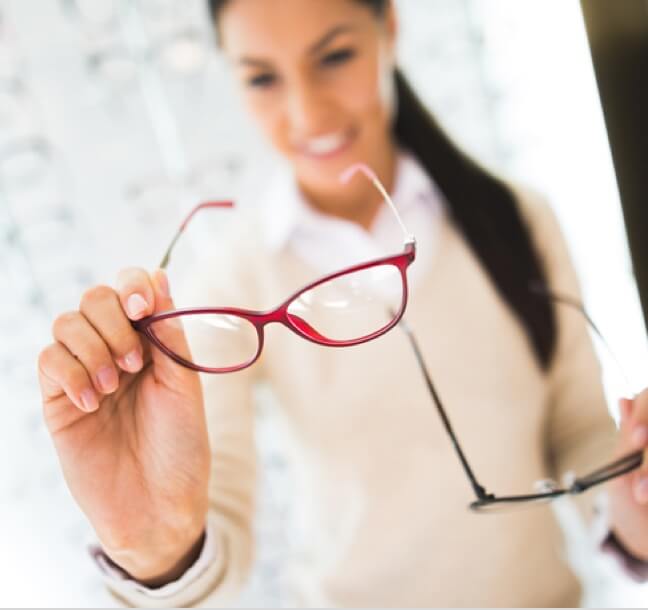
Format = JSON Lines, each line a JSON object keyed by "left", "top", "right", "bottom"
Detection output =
{"left": 398, "top": 284, "right": 644, "bottom": 512}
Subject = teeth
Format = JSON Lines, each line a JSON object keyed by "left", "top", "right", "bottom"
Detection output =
{"left": 305, "top": 132, "right": 348, "bottom": 156}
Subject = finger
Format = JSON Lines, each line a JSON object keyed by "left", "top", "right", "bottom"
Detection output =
{"left": 633, "top": 475, "right": 648, "bottom": 504}
{"left": 631, "top": 450, "right": 648, "bottom": 504}
{"left": 116, "top": 267, "right": 156, "bottom": 321}
{"left": 148, "top": 268, "right": 194, "bottom": 385}
{"left": 620, "top": 397, "right": 634, "bottom": 423}
{"left": 611, "top": 397, "right": 648, "bottom": 503}
{"left": 628, "top": 392, "right": 648, "bottom": 450}
{"left": 79, "top": 284, "right": 144, "bottom": 374}
{"left": 38, "top": 342, "right": 99, "bottom": 413}
{"left": 621, "top": 391, "right": 648, "bottom": 503}
{"left": 51, "top": 310, "right": 120, "bottom": 396}
{"left": 116, "top": 268, "right": 157, "bottom": 369}
{"left": 617, "top": 397, "right": 635, "bottom": 445}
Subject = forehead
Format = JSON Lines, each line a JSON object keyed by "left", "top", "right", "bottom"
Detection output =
{"left": 219, "top": 0, "right": 375, "bottom": 60}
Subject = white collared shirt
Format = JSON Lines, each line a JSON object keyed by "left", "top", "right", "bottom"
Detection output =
{"left": 259, "top": 150, "right": 445, "bottom": 290}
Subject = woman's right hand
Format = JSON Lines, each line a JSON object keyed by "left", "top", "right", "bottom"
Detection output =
{"left": 37, "top": 268, "right": 211, "bottom": 584}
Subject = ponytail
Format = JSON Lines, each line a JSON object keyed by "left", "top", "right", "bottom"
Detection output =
{"left": 393, "top": 69, "right": 556, "bottom": 369}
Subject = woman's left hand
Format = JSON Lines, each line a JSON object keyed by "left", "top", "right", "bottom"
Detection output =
{"left": 608, "top": 389, "right": 648, "bottom": 561}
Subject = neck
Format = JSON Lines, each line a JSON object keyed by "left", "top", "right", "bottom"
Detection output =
{"left": 299, "top": 142, "right": 398, "bottom": 232}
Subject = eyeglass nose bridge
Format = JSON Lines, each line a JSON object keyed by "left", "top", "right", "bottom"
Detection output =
{"left": 243, "top": 306, "right": 323, "bottom": 349}
{"left": 249, "top": 303, "right": 333, "bottom": 344}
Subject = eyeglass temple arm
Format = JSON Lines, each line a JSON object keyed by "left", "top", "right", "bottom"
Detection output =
{"left": 396, "top": 314, "right": 492, "bottom": 501}
{"left": 161, "top": 165, "right": 404, "bottom": 267}
{"left": 159, "top": 200, "right": 235, "bottom": 269}
{"left": 339, "top": 164, "right": 416, "bottom": 245}
{"left": 568, "top": 450, "right": 644, "bottom": 494}
{"left": 529, "top": 282, "right": 635, "bottom": 398}
{"left": 395, "top": 286, "right": 639, "bottom": 504}
{"left": 519, "top": 285, "right": 640, "bottom": 497}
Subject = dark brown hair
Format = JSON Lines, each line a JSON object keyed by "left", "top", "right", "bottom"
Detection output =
{"left": 207, "top": 0, "right": 557, "bottom": 369}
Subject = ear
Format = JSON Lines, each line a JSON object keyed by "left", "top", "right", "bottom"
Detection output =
{"left": 384, "top": 0, "right": 398, "bottom": 61}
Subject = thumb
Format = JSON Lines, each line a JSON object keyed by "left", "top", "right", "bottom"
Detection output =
{"left": 619, "top": 397, "right": 634, "bottom": 427}
{"left": 148, "top": 268, "right": 196, "bottom": 387}
{"left": 617, "top": 396, "right": 648, "bottom": 460}
{"left": 617, "top": 397, "right": 635, "bottom": 447}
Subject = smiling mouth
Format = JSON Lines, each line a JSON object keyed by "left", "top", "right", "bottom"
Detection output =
{"left": 297, "top": 128, "right": 357, "bottom": 160}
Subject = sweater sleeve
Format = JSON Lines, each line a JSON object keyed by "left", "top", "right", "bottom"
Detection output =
{"left": 99, "top": 249, "right": 261, "bottom": 608}
{"left": 516, "top": 186, "right": 618, "bottom": 523}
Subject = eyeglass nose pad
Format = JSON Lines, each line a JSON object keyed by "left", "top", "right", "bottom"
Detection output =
{"left": 534, "top": 478, "right": 559, "bottom": 493}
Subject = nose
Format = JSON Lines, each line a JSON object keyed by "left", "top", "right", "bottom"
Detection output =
{"left": 284, "top": 76, "right": 331, "bottom": 138}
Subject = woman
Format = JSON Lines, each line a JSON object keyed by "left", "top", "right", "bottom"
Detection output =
{"left": 37, "top": 0, "right": 648, "bottom": 606}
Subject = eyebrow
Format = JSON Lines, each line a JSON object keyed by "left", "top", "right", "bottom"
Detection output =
{"left": 308, "top": 23, "right": 355, "bottom": 55}
{"left": 237, "top": 23, "right": 356, "bottom": 68}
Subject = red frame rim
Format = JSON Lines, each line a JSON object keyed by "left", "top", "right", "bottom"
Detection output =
{"left": 134, "top": 243, "right": 416, "bottom": 373}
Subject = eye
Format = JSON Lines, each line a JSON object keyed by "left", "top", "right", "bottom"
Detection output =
{"left": 320, "top": 48, "right": 356, "bottom": 68}
{"left": 247, "top": 72, "right": 277, "bottom": 88}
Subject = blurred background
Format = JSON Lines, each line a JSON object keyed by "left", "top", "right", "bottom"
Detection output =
{"left": 1, "top": 0, "right": 647, "bottom": 606}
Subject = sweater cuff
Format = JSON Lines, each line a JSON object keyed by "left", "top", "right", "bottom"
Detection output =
{"left": 88, "top": 517, "right": 225, "bottom": 607}
{"left": 600, "top": 529, "right": 648, "bottom": 583}
{"left": 591, "top": 493, "right": 648, "bottom": 583}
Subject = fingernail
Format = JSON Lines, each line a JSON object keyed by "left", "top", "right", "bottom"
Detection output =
{"left": 156, "top": 270, "right": 170, "bottom": 298}
{"left": 632, "top": 426, "right": 648, "bottom": 448}
{"left": 122, "top": 349, "right": 142, "bottom": 372}
{"left": 80, "top": 388, "right": 98, "bottom": 413}
{"left": 96, "top": 366, "right": 118, "bottom": 393}
{"left": 620, "top": 398, "right": 634, "bottom": 420}
{"left": 127, "top": 293, "right": 148, "bottom": 319}
{"left": 635, "top": 477, "right": 648, "bottom": 503}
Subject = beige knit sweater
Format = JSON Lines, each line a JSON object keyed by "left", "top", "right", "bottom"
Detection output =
{"left": 104, "top": 184, "right": 617, "bottom": 607}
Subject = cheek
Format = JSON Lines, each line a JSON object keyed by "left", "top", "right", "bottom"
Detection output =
{"left": 333, "top": 56, "right": 392, "bottom": 134}
{"left": 243, "top": 91, "right": 293, "bottom": 153}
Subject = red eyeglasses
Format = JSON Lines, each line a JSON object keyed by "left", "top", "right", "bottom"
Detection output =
{"left": 132, "top": 164, "right": 417, "bottom": 373}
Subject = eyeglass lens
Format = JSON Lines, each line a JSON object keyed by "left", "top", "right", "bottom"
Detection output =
{"left": 148, "top": 263, "right": 405, "bottom": 370}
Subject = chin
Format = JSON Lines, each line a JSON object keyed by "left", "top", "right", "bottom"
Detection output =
{"left": 296, "top": 161, "right": 354, "bottom": 193}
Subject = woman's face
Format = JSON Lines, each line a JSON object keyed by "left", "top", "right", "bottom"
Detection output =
{"left": 219, "top": 0, "right": 397, "bottom": 196}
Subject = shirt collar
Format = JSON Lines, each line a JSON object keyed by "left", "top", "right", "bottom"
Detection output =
{"left": 261, "top": 150, "right": 440, "bottom": 253}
